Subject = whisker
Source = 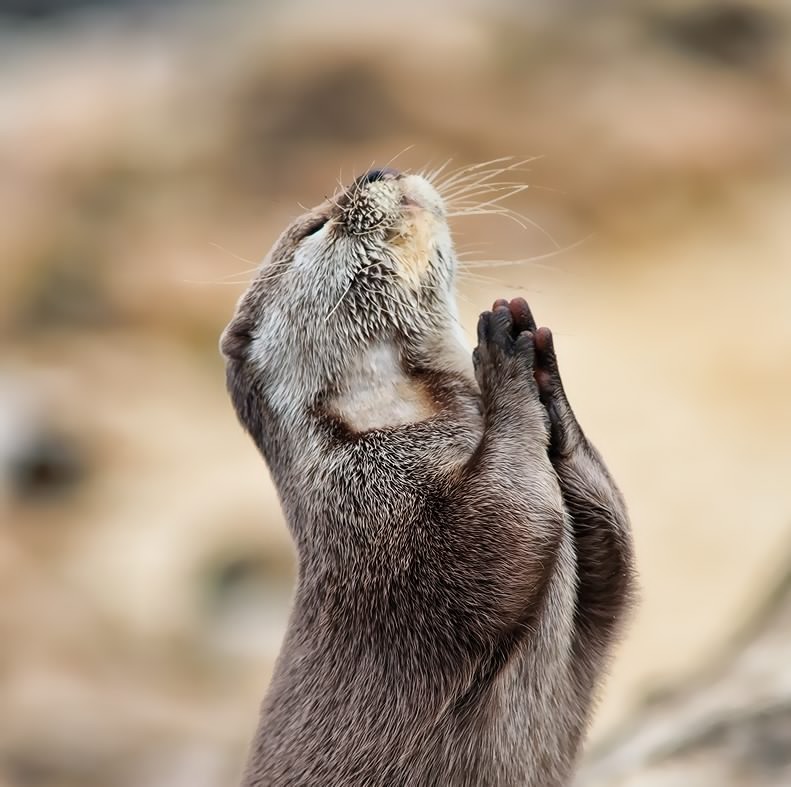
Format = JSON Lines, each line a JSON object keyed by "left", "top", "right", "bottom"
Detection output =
{"left": 456, "top": 269, "right": 530, "bottom": 289}
{"left": 435, "top": 157, "right": 542, "bottom": 194}
{"left": 381, "top": 144, "right": 416, "bottom": 172}
{"left": 456, "top": 264, "right": 523, "bottom": 287}
{"left": 421, "top": 157, "right": 454, "bottom": 184}
{"left": 447, "top": 208, "right": 531, "bottom": 231}
{"left": 326, "top": 279, "right": 356, "bottom": 322}
{"left": 181, "top": 243, "right": 266, "bottom": 286}
{"left": 462, "top": 260, "right": 561, "bottom": 277}
{"left": 454, "top": 288, "right": 474, "bottom": 306}
{"left": 433, "top": 157, "right": 521, "bottom": 192}
{"left": 206, "top": 267, "right": 262, "bottom": 282}
{"left": 325, "top": 259, "right": 386, "bottom": 321}
{"left": 459, "top": 240, "right": 591, "bottom": 279}
{"left": 328, "top": 190, "right": 344, "bottom": 211}
{"left": 455, "top": 240, "right": 498, "bottom": 252}
{"left": 442, "top": 172, "right": 539, "bottom": 195}
{"left": 457, "top": 272, "right": 545, "bottom": 297}
{"left": 180, "top": 278, "right": 252, "bottom": 286}
{"left": 456, "top": 249, "right": 496, "bottom": 259}
{"left": 443, "top": 181, "right": 535, "bottom": 202}
{"left": 448, "top": 204, "right": 560, "bottom": 248}
{"left": 209, "top": 241, "right": 257, "bottom": 267}
{"left": 433, "top": 164, "right": 516, "bottom": 196}
{"left": 448, "top": 185, "right": 531, "bottom": 212}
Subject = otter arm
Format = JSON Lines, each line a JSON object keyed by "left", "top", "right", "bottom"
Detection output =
{"left": 439, "top": 306, "right": 570, "bottom": 639}
{"left": 532, "top": 326, "right": 635, "bottom": 699}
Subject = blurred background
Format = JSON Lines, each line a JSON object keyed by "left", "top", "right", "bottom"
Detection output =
{"left": 1, "top": 0, "right": 790, "bottom": 785}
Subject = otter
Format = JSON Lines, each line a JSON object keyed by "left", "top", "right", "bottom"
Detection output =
{"left": 220, "top": 167, "right": 634, "bottom": 786}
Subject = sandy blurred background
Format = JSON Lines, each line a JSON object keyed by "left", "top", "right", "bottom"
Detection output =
{"left": 1, "top": 0, "right": 790, "bottom": 785}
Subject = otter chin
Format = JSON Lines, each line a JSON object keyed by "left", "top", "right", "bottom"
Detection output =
{"left": 220, "top": 166, "right": 635, "bottom": 787}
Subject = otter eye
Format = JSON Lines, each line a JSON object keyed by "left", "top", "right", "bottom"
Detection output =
{"left": 302, "top": 215, "right": 328, "bottom": 239}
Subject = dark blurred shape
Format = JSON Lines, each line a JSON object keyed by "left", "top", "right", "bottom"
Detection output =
{"left": 205, "top": 551, "right": 293, "bottom": 620}
{"left": 201, "top": 548, "right": 294, "bottom": 658}
{"left": 359, "top": 168, "right": 400, "bottom": 183}
{"left": 667, "top": 703, "right": 791, "bottom": 774}
{"left": 212, "top": 555, "right": 269, "bottom": 603}
{"left": 0, "top": 0, "right": 163, "bottom": 22}
{"left": 655, "top": 3, "right": 778, "bottom": 67}
{"left": 8, "top": 429, "right": 86, "bottom": 503}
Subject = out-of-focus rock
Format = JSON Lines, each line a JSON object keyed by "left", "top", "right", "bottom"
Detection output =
{"left": 579, "top": 558, "right": 791, "bottom": 787}
{"left": 0, "top": 374, "right": 86, "bottom": 507}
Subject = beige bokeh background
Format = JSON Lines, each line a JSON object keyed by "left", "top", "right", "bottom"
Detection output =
{"left": 1, "top": 1, "right": 790, "bottom": 785}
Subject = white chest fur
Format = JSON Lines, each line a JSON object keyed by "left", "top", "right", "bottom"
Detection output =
{"left": 327, "top": 343, "right": 439, "bottom": 433}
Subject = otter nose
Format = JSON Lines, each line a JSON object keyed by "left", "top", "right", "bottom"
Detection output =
{"left": 359, "top": 167, "right": 400, "bottom": 184}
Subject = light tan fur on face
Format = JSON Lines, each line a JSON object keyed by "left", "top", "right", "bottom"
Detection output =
{"left": 390, "top": 210, "right": 439, "bottom": 291}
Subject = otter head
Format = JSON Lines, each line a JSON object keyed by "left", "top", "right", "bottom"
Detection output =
{"left": 221, "top": 168, "right": 469, "bottom": 447}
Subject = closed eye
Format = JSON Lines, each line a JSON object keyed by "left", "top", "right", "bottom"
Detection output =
{"left": 301, "top": 215, "right": 328, "bottom": 239}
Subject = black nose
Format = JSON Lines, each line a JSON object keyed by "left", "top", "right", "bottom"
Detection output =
{"left": 359, "top": 167, "right": 400, "bottom": 184}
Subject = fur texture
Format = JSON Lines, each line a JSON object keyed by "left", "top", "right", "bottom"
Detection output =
{"left": 220, "top": 168, "right": 635, "bottom": 786}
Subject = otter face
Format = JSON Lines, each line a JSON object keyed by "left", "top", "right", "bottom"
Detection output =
{"left": 221, "top": 169, "right": 465, "bottom": 420}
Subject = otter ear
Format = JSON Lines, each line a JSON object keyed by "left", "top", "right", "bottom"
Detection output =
{"left": 220, "top": 319, "right": 254, "bottom": 362}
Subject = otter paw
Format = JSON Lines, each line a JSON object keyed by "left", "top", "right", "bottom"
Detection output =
{"left": 473, "top": 304, "right": 537, "bottom": 398}
{"left": 497, "top": 297, "right": 538, "bottom": 338}
{"left": 488, "top": 298, "right": 558, "bottom": 405}
{"left": 533, "top": 326, "right": 581, "bottom": 454}
{"left": 533, "top": 327, "right": 561, "bottom": 405}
